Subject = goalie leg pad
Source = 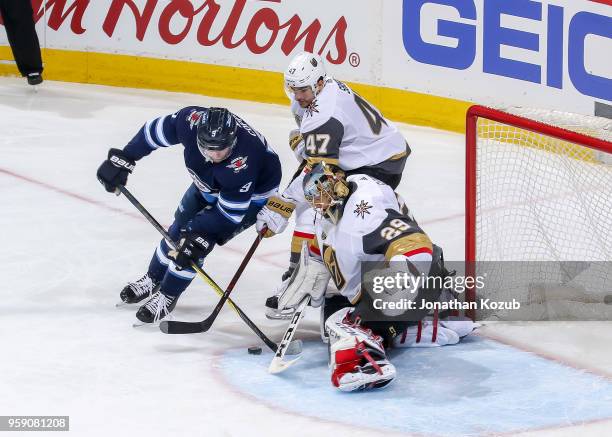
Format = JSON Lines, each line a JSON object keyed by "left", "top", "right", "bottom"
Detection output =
{"left": 325, "top": 308, "right": 396, "bottom": 392}
{"left": 278, "top": 242, "right": 330, "bottom": 309}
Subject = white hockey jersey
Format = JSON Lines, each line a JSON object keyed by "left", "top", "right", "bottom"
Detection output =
{"left": 290, "top": 79, "right": 408, "bottom": 171}
{"left": 312, "top": 174, "right": 433, "bottom": 303}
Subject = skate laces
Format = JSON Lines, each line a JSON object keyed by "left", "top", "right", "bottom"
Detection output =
{"left": 355, "top": 339, "right": 383, "bottom": 375}
{"left": 145, "top": 292, "right": 174, "bottom": 322}
{"left": 130, "top": 274, "right": 155, "bottom": 298}
{"left": 342, "top": 311, "right": 383, "bottom": 344}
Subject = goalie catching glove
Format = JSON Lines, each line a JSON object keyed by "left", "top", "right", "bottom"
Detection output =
{"left": 277, "top": 242, "right": 330, "bottom": 309}
{"left": 256, "top": 195, "right": 295, "bottom": 238}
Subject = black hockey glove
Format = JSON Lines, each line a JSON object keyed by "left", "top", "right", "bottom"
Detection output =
{"left": 96, "top": 148, "right": 136, "bottom": 194}
{"left": 171, "top": 233, "right": 215, "bottom": 270}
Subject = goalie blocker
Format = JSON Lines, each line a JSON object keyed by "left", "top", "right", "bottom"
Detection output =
{"left": 274, "top": 163, "right": 477, "bottom": 391}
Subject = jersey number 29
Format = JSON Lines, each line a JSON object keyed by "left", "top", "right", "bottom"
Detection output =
{"left": 381, "top": 219, "right": 411, "bottom": 240}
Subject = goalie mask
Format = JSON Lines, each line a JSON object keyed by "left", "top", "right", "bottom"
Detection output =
{"left": 303, "top": 162, "right": 350, "bottom": 225}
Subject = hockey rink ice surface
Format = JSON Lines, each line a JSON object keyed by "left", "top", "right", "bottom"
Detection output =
{"left": 1, "top": 78, "right": 611, "bottom": 437}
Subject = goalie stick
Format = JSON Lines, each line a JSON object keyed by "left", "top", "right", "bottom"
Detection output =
{"left": 117, "top": 185, "right": 279, "bottom": 352}
{"left": 268, "top": 295, "right": 310, "bottom": 374}
{"left": 160, "top": 227, "right": 266, "bottom": 334}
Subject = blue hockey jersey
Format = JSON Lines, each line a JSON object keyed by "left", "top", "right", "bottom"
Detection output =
{"left": 121, "top": 106, "right": 282, "bottom": 241}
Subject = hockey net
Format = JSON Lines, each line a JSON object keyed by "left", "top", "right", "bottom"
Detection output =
{"left": 465, "top": 105, "right": 612, "bottom": 321}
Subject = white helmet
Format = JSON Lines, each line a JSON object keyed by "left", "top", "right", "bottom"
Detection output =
{"left": 284, "top": 52, "right": 328, "bottom": 99}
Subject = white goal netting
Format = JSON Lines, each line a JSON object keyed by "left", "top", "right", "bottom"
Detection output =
{"left": 469, "top": 107, "right": 612, "bottom": 320}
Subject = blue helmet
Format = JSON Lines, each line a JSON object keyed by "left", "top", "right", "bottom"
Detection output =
{"left": 197, "top": 108, "right": 238, "bottom": 158}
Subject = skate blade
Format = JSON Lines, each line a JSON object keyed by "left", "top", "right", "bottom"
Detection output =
{"left": 117, "top": 301, "right": 148, "bottom": 308}
{"left": 265, "top": 309, "right": 295, "bottom": 320}
{"left": 132, "top": 320, "right": 160, "bottom": 328}
{"left": 268, "top": 355, "right": 302, "bottom": 374}
{"left": 132, "top": 314, "right": 174, "bottom": 329}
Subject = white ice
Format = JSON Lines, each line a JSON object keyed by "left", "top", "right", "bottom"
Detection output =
{"left": 1, "top": 78, "right": 611, "bottom": 436}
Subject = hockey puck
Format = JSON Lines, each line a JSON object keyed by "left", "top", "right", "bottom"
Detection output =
{"left": 248, "top": 346, "right": 262, "bottom": 355}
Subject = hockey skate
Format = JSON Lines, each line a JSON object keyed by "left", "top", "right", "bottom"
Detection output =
{"left": 265, "top": 268, "right": 296, "bottom": 320}
{"left": 133, "top": 290, "right": 178, "bottom": 326}
{"left": 117, "top": 273, "right": 160, "bottom": 307}
{"left": 265, "top": 295, "right": 296, "bottom": 320}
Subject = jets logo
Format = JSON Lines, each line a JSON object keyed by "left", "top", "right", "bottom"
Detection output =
{"left": 354, "top": 200, "right": 373, "bottom": 219}
{"left": 305, "top": 100, "right": 319, "bottom": 117}
{"left": 187, "top": 110, "right": 205, "bottom": 130}
{"left": 226, "top": 156, "right": 248, "bottom": 173}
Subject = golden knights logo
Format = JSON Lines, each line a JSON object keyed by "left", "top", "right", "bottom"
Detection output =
{"left": 305, "top": 100, "right": 319, "bottom": 117}
{"left": 353, "top": 200, "right": 373, "bottom": 219}
{"left": 323, "top": 244, "right": 346, "bottom": 289}
{"left": 226, "top": 156, "right": 248, "bottom": 173}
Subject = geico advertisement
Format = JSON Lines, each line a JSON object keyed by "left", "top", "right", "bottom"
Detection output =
{"left": 383, "top": 0, "right": 611, "bottom": 114}
{"left": 0, "top": 0, "right": 374, "bottom": 81}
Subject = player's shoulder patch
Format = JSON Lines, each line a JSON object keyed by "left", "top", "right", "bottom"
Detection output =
{"left": 340, "top": 186, "right": 386, "bottom": 235}
{"left": 182, "top": 106, "right": 207, "bottom": 130}
{"left": 353, "top": 199, "right": 374, "bottom": 220}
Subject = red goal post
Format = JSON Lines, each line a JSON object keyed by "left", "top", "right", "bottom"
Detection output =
{"left": 464, "top": 105, "right": 612, "bottom": 321}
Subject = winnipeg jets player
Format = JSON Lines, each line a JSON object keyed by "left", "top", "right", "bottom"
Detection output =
{"left": 96, "top": 107, "right": 281, "bottom": 323}
{"left": 258, "top": 52, "right": 412, "bottom": 318}
{"left": 275, "top": 163, "right": 476, "bottom": 391}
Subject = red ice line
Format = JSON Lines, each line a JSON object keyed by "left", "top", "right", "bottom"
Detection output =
{"left": 0, "top": 166, "right": 286, "bottom": 269}
{"left": 588, "top": 0, "right": 612, "bottom": 7}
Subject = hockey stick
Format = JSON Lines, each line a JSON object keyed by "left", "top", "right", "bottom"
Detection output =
{"left": 117, "top": 185, "right": 277, "bottom": 351}
{"left": 268, "top": 295, "right": 310, "bottom": 374}
{"left": 160, "top": 227, "right": 266, "bottom": 334}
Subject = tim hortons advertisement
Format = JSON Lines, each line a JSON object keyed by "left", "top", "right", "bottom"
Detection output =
{"left": 0, "top": 0, "right": 375, "bottom": 83}
{"left": 2, "top": 0, "right": 609, "bottom": 116}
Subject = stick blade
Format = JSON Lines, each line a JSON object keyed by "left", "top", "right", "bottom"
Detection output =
{"left": 268, "top": 355, "right": 302, "bottom": 374}
{"left": 159, "top": 320, "right": 204, "bottom": 334}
